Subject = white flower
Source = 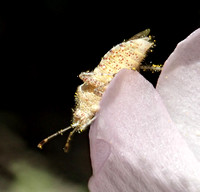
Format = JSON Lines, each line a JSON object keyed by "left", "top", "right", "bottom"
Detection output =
{"left": 89, "top": 29, "right": 200, "bottom": 192}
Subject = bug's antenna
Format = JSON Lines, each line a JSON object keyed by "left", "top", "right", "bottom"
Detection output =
{"left": 37, "top": 126, "right": 73, "bottom": 149}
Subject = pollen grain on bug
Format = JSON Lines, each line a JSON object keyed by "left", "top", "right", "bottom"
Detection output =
{"left": 37, "top": 29, "right": 162, "bottom": 152}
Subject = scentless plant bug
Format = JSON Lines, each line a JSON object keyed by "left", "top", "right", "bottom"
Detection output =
{"left": 37, "top": 29, "right": 162, "bottom": 152}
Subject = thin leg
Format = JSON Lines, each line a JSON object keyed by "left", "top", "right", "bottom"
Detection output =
{"left": 63, "top": 127, "right": 79, "bottom": 152}
{"left": 79, "top": 71, "right": 114, "bottom": 87}
{"left": 84, "top": 116, "right": 96, "bottom": 127}
{"left": 140, "top": 64, "right": 163, "bottom": 72}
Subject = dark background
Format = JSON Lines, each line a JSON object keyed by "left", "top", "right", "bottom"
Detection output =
{"left": 0, "top": 1, "right": 199, "bottom": 191}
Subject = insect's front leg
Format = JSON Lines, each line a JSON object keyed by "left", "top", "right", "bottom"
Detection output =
{"left": 79, "top": 71, "right": 104, "bottom": 87}
{"left": 79, "top": 71, "right": 115, "bottom": 87}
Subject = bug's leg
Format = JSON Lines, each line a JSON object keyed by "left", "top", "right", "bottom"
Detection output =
{"left": 79, "top": 72, "right": 96, "bottom": 85}
{"left": 140, "top": 64, "right": 163, "bottom": 72}
{"left": 79, "top": 71, "right": 115, "bottom": 86}
{"left": 88, "top": 116, "right": 96, "bottom": 125}
{"left": 63, "top": 127, "right": 79, "bottom": 152}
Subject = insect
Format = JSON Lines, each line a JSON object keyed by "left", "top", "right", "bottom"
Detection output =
{"left": 37, "top": 29, "right": 162, "bottom": 152}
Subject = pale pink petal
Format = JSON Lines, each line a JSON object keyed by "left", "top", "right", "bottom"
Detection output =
{"left": 156, "top": 29, "right": 200, "bottom": 161}
{"left": 89, "top": 69, "right": 200, "bottom": 192}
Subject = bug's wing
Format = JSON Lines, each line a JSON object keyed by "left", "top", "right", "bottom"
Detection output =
{"left": 127, "top": 29, "right": 150, "bottom": 41}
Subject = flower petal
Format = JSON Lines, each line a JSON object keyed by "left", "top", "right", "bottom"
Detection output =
{"left": 156, "top": 28, "right": 200, "bottom": 161}
{"left": 89, "top": 69, "right": 200, "bottom": 192}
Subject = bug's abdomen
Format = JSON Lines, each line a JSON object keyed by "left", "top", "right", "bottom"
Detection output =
{"left": 79, "top": 38, "right": 153, "bottom": 88}
{"left": 97, "top": 38, "right": 153, "bottom": 74}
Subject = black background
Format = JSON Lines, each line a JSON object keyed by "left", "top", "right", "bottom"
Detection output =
{"left": 0, "top": 1, "right": 200, "bottom": 191}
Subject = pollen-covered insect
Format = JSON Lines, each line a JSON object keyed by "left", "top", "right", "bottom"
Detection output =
{"left": 38, "top": 29, "right": 162, "bottom": 152}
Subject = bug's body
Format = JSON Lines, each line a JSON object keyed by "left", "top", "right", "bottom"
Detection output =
{"left": 75, "top": 36, "right": 153, "bottom": 132}
{"left": 38, "top": 29, "right": 158, "bottom": 152}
